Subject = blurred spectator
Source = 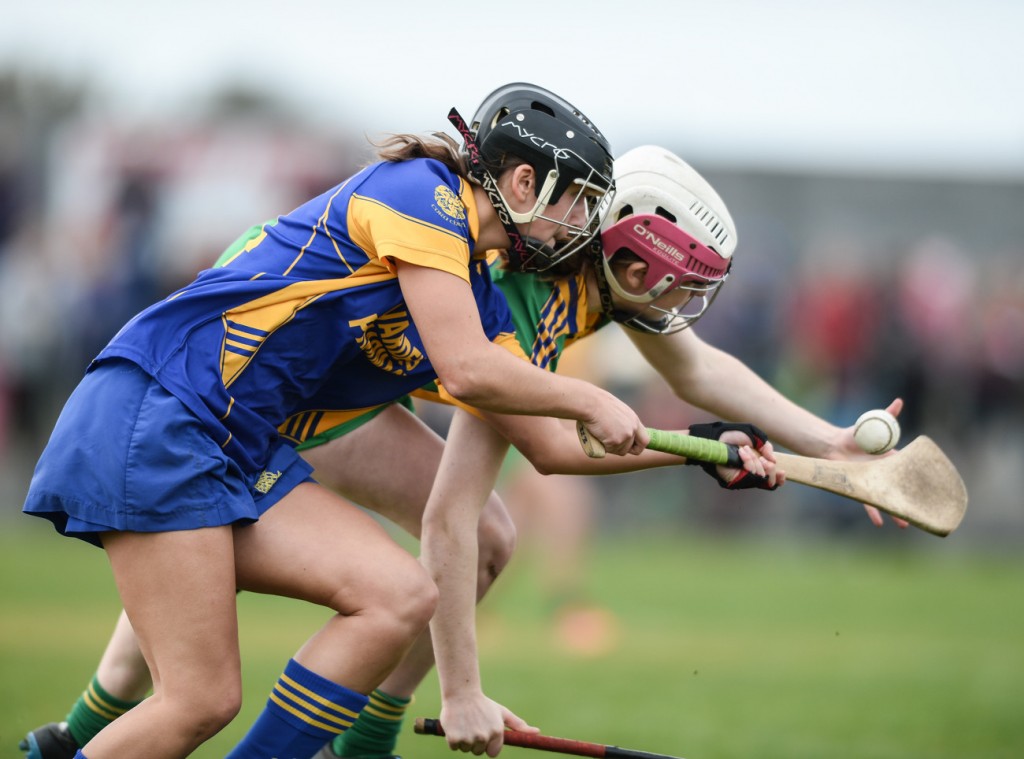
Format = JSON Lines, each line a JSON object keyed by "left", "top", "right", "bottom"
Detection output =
{"left": 977, "top": 264, "right": 1024, "bottom": 423}
{"left": 0, "top": 77, "right": 357, "bottom": 468}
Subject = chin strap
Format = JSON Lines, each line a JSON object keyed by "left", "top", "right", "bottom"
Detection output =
{"left": 448, "top": 107, "right": 532, "bottom": 270}
{"left": 588, "top": 241, "right": 619, "bottom": 320}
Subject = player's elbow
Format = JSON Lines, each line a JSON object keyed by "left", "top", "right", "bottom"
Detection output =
{"left": 495, "top": 418, "right": 578, "bottom": 475}
{"left": 436, "top": 362, "right": 497, "bottom": 408}
{"left": 507, "top": 440, "right": 560, "bottom": 476}
{"left": 437, "top": 371, "right": 486, "bottom": 406}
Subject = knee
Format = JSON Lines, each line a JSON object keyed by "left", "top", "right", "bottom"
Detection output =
{"left": 161, "top": 674, "right": 242, "bottom": 742}
{"left": 477, "top": 493, "right": 517, "bottom": 596}
{"left": 384, "top": 562, "right": 438, "bottom": 647}
{"left": 398, "top": 561, "right": 439, "bottom": 632}
{"left": 195, "top": 694, "right": 243, "bottom": 743}
{"left": 343, "top": 558, "right": 437, "bottom": 647}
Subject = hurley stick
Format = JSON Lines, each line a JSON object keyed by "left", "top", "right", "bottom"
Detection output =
{"left": 415, "top": 718, "right": 686, "bottom": 759}
{"left": 576, "top": 422, "right": 967, "bottom": 537}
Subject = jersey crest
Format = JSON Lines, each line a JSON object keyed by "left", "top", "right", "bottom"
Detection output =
{"left": 433, "top": 185, "right": 467, "bottom": 225}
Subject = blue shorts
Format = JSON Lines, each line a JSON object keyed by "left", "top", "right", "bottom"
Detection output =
{"left": 23, "top": 360, "right": 314, "bottom": 547}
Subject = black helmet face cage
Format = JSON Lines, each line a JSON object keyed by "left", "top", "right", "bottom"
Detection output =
{"left": 457, "top": 83, "right": 615, "bottom": 273}
{"left": 506, "top": 150, "right": 615, "bottom": 273}
{"left": 480, "top": 115, "right": 613, "bottom": 272}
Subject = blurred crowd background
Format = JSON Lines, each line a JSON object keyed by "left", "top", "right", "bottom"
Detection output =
{"left": 1, "top": 67, "right": 1022, "bottom": 549}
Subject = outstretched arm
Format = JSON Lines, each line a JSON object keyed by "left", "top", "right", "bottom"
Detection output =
{"left": 627, "top": 327, "right": 908, "bottom": 526}
{"left": 630, "top": 328, "right": 844, "bottom": 455}
{"left": 419, "top": 409, "right": 538, "bottom": 756}
{"left": 481, "top": 412, "right": 776, "bottom": 488}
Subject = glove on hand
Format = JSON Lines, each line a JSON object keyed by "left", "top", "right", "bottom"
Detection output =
{"left": 686, "top": 421, "right": 778, "bottom": 491}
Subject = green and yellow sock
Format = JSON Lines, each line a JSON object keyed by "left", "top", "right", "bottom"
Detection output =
{"left": 65, "top": 675, "right": 144, "bottom": 747}
{"left": 329, "top": 689, "right": 411, "bottom": 757}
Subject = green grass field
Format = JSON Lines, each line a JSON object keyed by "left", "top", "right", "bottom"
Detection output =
{"left": 2, "top": 520, "right": 1022, "bottom": 759}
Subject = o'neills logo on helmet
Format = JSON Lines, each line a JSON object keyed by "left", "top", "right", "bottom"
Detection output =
{"left": 499, "top": 120, "right": 573, "bottom": 160}
{"left": 632, "top": 222, "right": 685, "bottom": 262}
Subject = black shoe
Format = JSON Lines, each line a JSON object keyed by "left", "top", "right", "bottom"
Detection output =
{"left": 18, "top": 722, "right": 80, "bottom": 759}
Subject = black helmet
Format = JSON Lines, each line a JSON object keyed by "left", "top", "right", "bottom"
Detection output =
{"left": 449, "top": 83, "right": 615, "bottom": 272}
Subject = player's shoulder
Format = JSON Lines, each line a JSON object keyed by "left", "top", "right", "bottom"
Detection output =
{"left": 359, "top": 157, "right": 462, "bottom": 196}
{"left": 355, "top": 158, "right": 470, "bottom": 235}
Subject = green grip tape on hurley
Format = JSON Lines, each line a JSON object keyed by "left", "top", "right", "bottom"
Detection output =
{"left": 646, "top": 428, "right": 742, "bottom": 467}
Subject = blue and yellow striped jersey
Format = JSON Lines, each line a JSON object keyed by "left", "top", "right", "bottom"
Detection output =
{"left": 492, "top": 266, "right": 608, "bottom": 371}
{"left": 398, "top": 264, "right": 610, "bottom": 420}
{"left": 93, "top": 158, "right": 518, "bottom": 473}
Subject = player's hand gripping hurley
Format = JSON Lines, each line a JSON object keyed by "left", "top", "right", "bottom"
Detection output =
{"left": 415, "top": 718, "right": 686, "bottom": 759}
{"left": 577, "top": 422, "right": 967, "bottom": 537}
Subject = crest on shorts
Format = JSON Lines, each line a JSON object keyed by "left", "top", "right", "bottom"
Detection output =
{"left": 254, "top": 470, "right": 283, "bottom": 494}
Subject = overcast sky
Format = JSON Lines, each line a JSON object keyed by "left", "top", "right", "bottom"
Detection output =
{"left": 3, "top": 0, "right": 1022, "bottom": 178}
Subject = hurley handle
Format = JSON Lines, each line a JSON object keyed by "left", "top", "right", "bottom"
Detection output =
{"left": 577, "top": 422, "right": 741, "bottom": 469}
{"left": 646, "top": 428, "right": 742, "bottom": 468}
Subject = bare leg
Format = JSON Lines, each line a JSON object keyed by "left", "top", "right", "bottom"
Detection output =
{"left": 366, "top": 498, "right": 515, "bottom": 698}
{"left": 300, "top": 406, "right": 517, "bottom": 699}
{"left": 233, "top": 482, "right": 437, "bottom": 690}
{"left": 85, "top": 527, "right": 242, "bottom": 759}
{"left": 222, "top": 481, "right": 437, "bottom": 759}
{"left": 95, "top": 610, "right": 152, "bottom": 700}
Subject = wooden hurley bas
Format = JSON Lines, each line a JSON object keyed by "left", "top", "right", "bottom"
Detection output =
{"left": 577, "top": 422, "right": 968, "bottom": 537}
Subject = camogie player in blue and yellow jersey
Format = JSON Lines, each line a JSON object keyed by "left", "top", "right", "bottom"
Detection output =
{"left": 20, "top": 83, "right": 659, "bottom": 759}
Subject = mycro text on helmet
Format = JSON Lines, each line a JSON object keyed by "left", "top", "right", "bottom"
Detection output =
{"left": 499, "top": 121, "right": 573, "bottom": 160}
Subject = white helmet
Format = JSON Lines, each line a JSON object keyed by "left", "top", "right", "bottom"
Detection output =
{"left": 595, "top": 145, "right": 736, "bottom": 334}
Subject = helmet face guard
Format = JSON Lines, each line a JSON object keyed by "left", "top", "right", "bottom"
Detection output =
{"left": 592, "top": 145, "right": 737, "bottom": 335}
{"left": 502, "top": 151, "right": 614, "bottom": 273}
{"left": 598, "top": 213, "right": 731, "bottom": 334}
{"left": 450, "top": 83, "right": 615, "bottom": 273}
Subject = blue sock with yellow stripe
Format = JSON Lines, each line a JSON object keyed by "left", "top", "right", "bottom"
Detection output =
{"left": 225, "top": 659, "right": 369, "bottom": 759}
